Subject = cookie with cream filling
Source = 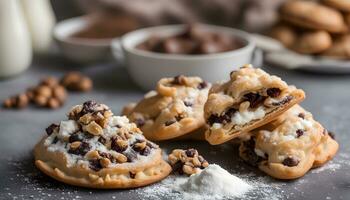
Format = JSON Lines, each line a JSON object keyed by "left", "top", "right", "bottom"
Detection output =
{"left": 204, "top": 64, "right": 305, "bottom": 145}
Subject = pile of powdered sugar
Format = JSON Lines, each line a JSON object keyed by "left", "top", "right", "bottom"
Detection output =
{"left": 178, "top": 164, "right": 252, "bottom": 199}
{"left": 140, "top": 164, "right": 255, "bottom": 200}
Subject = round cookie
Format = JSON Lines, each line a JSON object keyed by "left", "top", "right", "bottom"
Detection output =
{"left": 322, "top": 34, "right": 350, "bottom": 59}
{"left": 292, "top": 30, "right": 332, "bottom": 54}
{"left": 34, "top": 101, "right": 171, "bottom": 188}
{"left": 123, "top": 75, "right": 210, "bottom": 141}
{"left": 269, "top": 24, "right": 297, "bottom": 48}
{"left": 313, "top": 130, "right": 339, "bottom": 168}
{"left": 280, "top": 0, "right": 347, "bottom": 33}
{"left": 323, "top": 0, "right": 350, "bottom": 12}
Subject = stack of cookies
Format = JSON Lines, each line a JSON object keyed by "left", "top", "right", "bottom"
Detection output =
{"left": 124, "top": 64, "right": 338, "bottom": 180}
{"left": 270, "top": 0, "right": 350, "bottom": 59}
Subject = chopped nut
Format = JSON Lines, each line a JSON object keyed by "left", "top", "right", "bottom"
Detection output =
{"left": 70, "top": 141, "right": 82, "bottom": 149}
{"left": 85, "top": 121, "right": 103, "bottom": 136}
{"left": 183, "top": 164, "right": 195, "bottom": 175}
{"left": 239, "top": 101, "right": 250, "bottom": 113}
{"left": 115, "top": 153, "right": 128, "bottom": 163}
{"left": 86, "top": 150, "right": 100, "bottom": 159}
{"left": 134, "top": 142, "right": 147, "bottom": 150}
{"left": 52, "top": 85, "right": 67, "bottom": 103}
{"left": 61, "top": 72, "right": 93, "bottom": 92}
{"left": 79, "top": 77, "right": 93, "bottom": 92}
{"left": 3, "top": 98, "right": 13, "bottom": 108}
{"left": 192, "top": 157, "right": 201, "bottom": 167}
{"left": 47, "top": 98, "right": 61, "bottom": 109}
{"left": 100, "top": 158, "right": 111, "bottom": 168}
{"left": 33, "top": 95, "right": 48, "bottom": 107}
{"left": 2, "top": 94, "right": 29, "bottom": 109}
{"left": 202, "top": 160, "right": 209, "bottom": 168}
{"left": 168, "top": 148, "right": 209, "bottom": 176}
{"left": 111, "top": 138, "right": 128, "bottom": 153}
{"left": 35, "top": 85, "right": 52, "bottom": 98}
{"left": 40, "top": 76, "right": 59, "bottom": 87}
{"left": 79, "top": 114, "right": 94, "bottom": 125}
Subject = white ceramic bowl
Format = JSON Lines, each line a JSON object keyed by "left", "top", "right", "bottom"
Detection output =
{"left": 53, "top": 16, "right": 113, "bottom": 64}
{"left": 113, "top": 24, "right": 255, "bottom": 90}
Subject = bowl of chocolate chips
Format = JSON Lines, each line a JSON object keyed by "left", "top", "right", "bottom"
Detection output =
{"left": 113, "top": 24, "right": 255, "bottom": 90}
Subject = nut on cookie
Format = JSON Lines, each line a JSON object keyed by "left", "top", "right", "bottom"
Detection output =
{"left": 34, "top": 100, "right": 171, "bottom": 188}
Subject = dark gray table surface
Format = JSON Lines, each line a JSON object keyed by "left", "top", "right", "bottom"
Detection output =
{"left": 0, "top": 58, "right": 349, "bottom": 200}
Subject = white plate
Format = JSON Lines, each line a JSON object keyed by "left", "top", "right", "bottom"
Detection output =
{"left": 251, "top": 34, "right": 350, "bottom": 74}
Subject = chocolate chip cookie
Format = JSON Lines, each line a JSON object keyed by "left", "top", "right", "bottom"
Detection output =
{"left": 34, "top": 100, "right": 171, "bottom": 188}
{"left": 239, "top": 105, "right": 339, "bottom": 179}
{"left": 204, "top": 64, "right": 305, "bottom": 145}
{"left": 122, "top": 75, "right": 210, "bottom": 141}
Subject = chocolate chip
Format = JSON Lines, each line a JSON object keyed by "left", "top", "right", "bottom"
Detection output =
{"left": 68, "top": 142, "right": 90, "bottom": 156}
{"left": 81, "top": 100, "right": 97, "bottom": 114}
{"left": 272, "top": 95, "right": 293, "bottom": 106}
{"left": 140, "top": 146, "right": 151, "bottom": 156}
{"left": 197, "top": 81, "right": 208, "bottom": 89}
{"left": 89, "top": 159, "right": 102, "bottom": 171}
{"left": 132, "top": 139, "right": 151, "bottom": 156}
{"left": 134, "top": 118, "right": 145, "bottom": 127}
{"left": 171, "top": 161, "right": 184, "bottom": 174}
{"left": 296, "top": 129, "right": 304, "bottom": 138}
{"left": 207, "top": 108, "right": 237, "bottom": 126}
{"left": 172, "top": 75, "right": 184, "bottom": 85}
{"left": 175, "top": 115, "right": 183, "bottom": 122}
{"left": 98, "top": 136, "right": 107, "bottom": 144}
{"left": 69, "top": 133, "right": 84, "bottom": 143}
{"left": 129, "top": 172, "right": 136, "bottom": 179}
{"left": 52, "top": 137, "right": 59, "bottom": 144}
{"left": 124, "top": 151, "right": 138, "bottom": 162}
{"left": 45, "top": 123, "right": 59, "bottom": 136}
{"left": 266, "top": 88, "right": 281, "bottom": 98}
{"left": 146, "top": 141, "right": 157, "bottom": 149}
{"left": 111, "top": 139, "right": 128, "bottom": 153}
{"left": 328, "top": 131, "right": 335, "bottom": 140}
{"left": 185, "top": 149, "right": 197, "bottom": 157}
{"left": 298, "top": 113, "right": 305, "bottom": 119}
{"left": 282, "top": 156, "right": 299, "bottom": 167}
{"left": 243, "top": 93, "right": 267, "bottom": 108}
{"left": 99, "top": 152, "right": 115, "bottom": 163}
{"left": 241, "top": 139, "right": 264, "bottom": 166}
{"left": 184, "top": 101, "right": 193, "bottom": 107}
{"left": 165, "top": 119, "right": 176, "bottom": 126}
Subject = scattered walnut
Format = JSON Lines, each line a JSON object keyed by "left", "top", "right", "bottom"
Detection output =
{"left": 99, "top": 158, "right": 111, "bottom": 168}
{"left": 85, "top": 121, "right": 103, "bottom": 136}
{"left": 168, "top": 148, "right": 209, "bottom": 175}
{"left": 60, "top": 72, "right": 93, "bottom": 92}
{"left": 2, "top": 72, "right": 92, "bottom": 110}
{"left": 2, "top": 94, "right": 29, "bottom": 109}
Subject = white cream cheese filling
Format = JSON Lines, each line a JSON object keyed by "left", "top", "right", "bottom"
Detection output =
{"left": 231, "top": 107, "right": 266, "bottom": 125}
